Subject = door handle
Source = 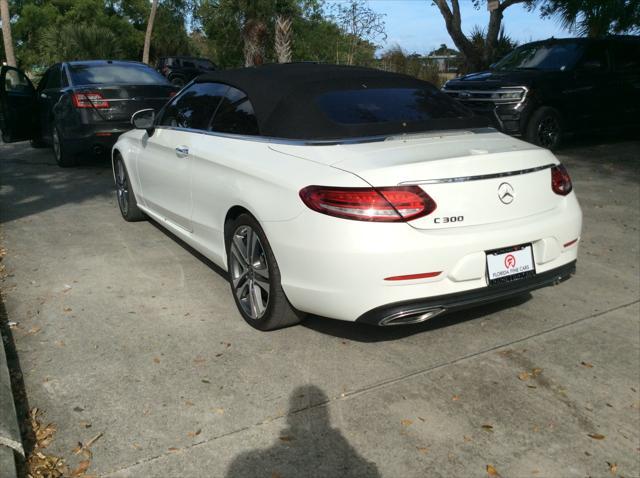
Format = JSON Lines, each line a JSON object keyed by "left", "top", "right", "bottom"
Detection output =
{"left": 175, "top": 146, "right": 189, "bottom": 157}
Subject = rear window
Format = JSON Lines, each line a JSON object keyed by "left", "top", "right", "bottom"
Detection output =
{"left": 316, "top": 87, "right": 472, "bottom": 125}
{"left": 69, "top": 63, "right": 169, "bottom": 86}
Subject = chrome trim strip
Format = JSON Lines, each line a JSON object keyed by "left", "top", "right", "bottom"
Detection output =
{"left": 153, "top": 125, "right": 496, "bottom": 146}
{"left": 399, "top": 163, "right": 555, "bottom": 186}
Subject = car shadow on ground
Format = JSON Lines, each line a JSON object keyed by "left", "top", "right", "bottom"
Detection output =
{"left": 147, "top": 218, "right": 532, "bottom": 342}
{"left": 0, "top": 142, "right": 112, "bottom": 224}
{"left": 302, "top": 295, "right": 531, "bottom": 342}
{"left": 226, "top": 384, "right": 381, "bottom": 478}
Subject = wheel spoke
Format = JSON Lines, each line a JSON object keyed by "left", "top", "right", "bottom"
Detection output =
{"left": 235, "top": 278, "right": 249, "bottom": 302}
{"left": 254, "top": 276, "right": 270, "bottom": 294}
{"left": 250, "top": 281, "right": 265, "bottom": 316}
{"left": 232, "top": 234, "right": 250, "bottom": 266}
{"left": 245, "top": 227, "right": 255, "bottom": 263}
{"left": 230, "top": 242, "right": 248, "bottom": 270}
{"left": 232, "top": 268, "right": 248, "bottom": 288}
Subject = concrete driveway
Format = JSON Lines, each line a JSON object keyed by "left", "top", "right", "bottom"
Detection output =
{"left": 0, "top": 137, "right": 638, "bottom": 478}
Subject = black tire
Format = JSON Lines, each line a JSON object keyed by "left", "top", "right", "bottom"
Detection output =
{"left": 114, "top": 155, "right": 146, "bottom": 222}
{"left": 170, "top": 76, "right": 185, "bottom": 87}
{"left": 525, "top": 106, "right": 563, "bottom": 150}
{"left": 52, "top": 126, "right": 77, "bottom": 167}
{"left": 30, "top": 138, "right": 47, "bottom": 148}
{"left": 226, "top": 213, "right": 303, "bottom": 331}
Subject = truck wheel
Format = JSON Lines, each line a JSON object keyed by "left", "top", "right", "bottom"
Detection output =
{"left": 525, "top": 107, "right": 563, "bottom": 150}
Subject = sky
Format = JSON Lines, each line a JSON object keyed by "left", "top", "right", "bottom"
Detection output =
{"left": 336, "top": 0, "right": 572, "bottom": 55}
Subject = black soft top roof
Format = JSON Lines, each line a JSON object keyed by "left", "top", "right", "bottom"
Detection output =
{"left": 195, "top": 63, "right": 487, "bottom": 140}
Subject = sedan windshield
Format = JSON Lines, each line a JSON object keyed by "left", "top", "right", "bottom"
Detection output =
{"left": 69, "top": 63, "right": 169, "bottom": 85}
{"left": 493, "top": 42, "right": 584, "bottom": 71}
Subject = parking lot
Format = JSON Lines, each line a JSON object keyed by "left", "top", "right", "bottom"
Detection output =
{"left": 0, "top": 137, "right": 638, "bottom": 477}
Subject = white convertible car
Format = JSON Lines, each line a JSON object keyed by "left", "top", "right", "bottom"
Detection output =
{"left": 112, "top": 63, "right": 582, "bottom": 330}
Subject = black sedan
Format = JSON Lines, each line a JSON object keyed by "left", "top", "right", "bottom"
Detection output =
{"left": 0, "top": 60, "right": 179, "bottom": 166}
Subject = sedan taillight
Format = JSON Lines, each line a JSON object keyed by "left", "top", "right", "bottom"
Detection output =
{"left": 299, "top": 186, "right": 436, "bottom": 222}
{"left": 551, "top": 164, "right": 572, "bottom": 196}
{"left": 72, "top": 92, "right": 110, "bottom": 109}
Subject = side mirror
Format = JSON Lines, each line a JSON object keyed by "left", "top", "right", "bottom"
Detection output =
{"left": 131, "top": 108, "right": 155, "bottom": 134}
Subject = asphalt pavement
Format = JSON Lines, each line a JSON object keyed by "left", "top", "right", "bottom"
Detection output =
{"left": 0, "top": 137, "right": 638, "bottom": 477}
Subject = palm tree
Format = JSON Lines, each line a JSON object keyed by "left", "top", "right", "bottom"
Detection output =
{"left": 275, "top": 15, "right": 292, "bottom": 63}
{"left": 142, "top": 0, "right": 159, "bottom": 65}
{"left": 1, "top": 0, "right": 16, "bottom": 67}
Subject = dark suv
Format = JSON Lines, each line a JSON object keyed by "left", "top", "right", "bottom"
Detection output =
{"left": 442, "top": 36, "right": 640, "bottom": 149}
{"left": 156, "top": 56, "right": 217, "bottom": 87}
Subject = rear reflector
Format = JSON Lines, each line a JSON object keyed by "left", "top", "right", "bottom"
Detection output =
{"left": 95, "top": 132, "right": 112, "bottom": 137}
{"left": 564, "top": 238, "right": 578, "bottom": 248}
{"left": 72, "top": 92, "right": 110, "bottom": 109}
{"left": 299, "top": 186, "right": 436, "bottom": 222}
{"left": 551, "top": 164, "right": 572, "bottom": 196}
{"left": 384, "top": 271, "right": 442, "bottom": 281}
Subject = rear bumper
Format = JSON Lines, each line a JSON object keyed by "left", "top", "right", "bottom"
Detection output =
{"left": 63, "top": 124, "right": 130, "bottom": 155}
{"left": 356, "top": 260, "right": 576, "bottom": 326}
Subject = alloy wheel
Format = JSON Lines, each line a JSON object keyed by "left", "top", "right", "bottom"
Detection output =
{"left": 229, "top": 225, "right": 270, "bottom": 320}
{"left": 115, "top": 160, "right": 129, "bottom": 215}
{"left": 536, "top": 115, "right": 560, "bottom": 148}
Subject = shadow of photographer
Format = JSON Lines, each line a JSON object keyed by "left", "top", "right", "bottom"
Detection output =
{"left": 226, "top": 385, "right": 381, "bottom": 478}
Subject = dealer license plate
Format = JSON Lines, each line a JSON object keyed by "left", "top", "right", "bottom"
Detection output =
{"left": 486, "top": 244, "right": 536, "bottom": 285}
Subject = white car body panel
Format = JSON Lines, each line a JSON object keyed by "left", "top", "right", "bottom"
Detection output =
{"left": 113, "top": 127, "right": 582, "bottom": 323}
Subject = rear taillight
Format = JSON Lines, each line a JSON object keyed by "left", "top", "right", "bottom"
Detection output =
{"left": 551, "top": 164, "right": 572, "bottom": 196}
{"left": 72, "top": 92, "right": 110, "bottom": 109}
{"left": 299, "top": 186, "right": 436, "bottom": 222}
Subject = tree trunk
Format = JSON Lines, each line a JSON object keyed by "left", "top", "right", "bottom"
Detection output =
{"left": 1, "top": 0, "right": 16, "bottom": 67}
{"left": 434, "top": 0, "right": 527, "bottom": 72}
{"left": 274, "top": 15, "right": 292, "bottom": 64}
{"left": 142, "top": 0, "right": 158, "bottom": 65}
{"left": 243, "top": 19, "right": 268, "bottom": 67}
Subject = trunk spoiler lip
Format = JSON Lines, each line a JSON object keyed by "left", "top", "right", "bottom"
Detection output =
{"left": 398, "top": 163, "right": 557, "bottom": 186}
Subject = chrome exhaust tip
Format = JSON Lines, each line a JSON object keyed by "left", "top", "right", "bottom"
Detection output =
{"left": 379, "top": 307, "right": 446, "bottom": 326}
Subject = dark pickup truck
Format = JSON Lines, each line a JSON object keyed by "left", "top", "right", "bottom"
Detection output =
{"left": 442, "top": 36, "right": 640, "bottom": 149}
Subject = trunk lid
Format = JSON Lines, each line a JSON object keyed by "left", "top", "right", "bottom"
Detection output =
{"left": 271, "top": 130, "right": 562, "bottom": 230}
{"left": 73, "top": 84, "right": 177, "bottom": 122}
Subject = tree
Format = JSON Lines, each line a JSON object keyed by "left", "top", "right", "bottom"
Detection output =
{"left": 1, "top": 0, "right": 16, "bottom": 66}
{"left": 143, "top": 0, "right": 159, "bottom": 64}
{"left": 433, "top": 0, "right": 534, "bottom": 71}
{"left": 540, "top": 0, "right": 640, "bottom": 36}
{"left": 332, "top": 0, "right": 386, "bottom": 65}
{"left": 275, "top": 15, "right": 292, "bottom": 63}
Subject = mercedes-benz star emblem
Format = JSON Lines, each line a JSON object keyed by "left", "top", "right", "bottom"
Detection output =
{"left": 498, "top": 182, "right": 515, "bottom": 204}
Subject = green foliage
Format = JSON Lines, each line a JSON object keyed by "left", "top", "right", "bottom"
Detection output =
{"left": 469, "top": 26, "right": 518, "bottom": 66}
{"left": 540, "top": 0, "right": 640, "bottom": 36}
{"left": 379, "top": 44, "right": 443, "bottom": 86}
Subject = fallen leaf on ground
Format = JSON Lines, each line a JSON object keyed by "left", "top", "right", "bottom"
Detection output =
{"left": 213, "top": 408, "right": 224, "bottom": 414}
{"left": 193, "top": 356, "right": 206, "bottom": 364}
{"left": 518, "top": 371, "right": 530, "bottom": 381}
{"left": 70, "top": 460, "right": 91, "bottom": 477}
{"left": 27, "top": 326, "right": 42, "bottom": 335}
{"left": 279, "top": 436, "right": 293, "bottom": 442}
{"left": 168, "top": 447, "right": 179, "bottom": 452}
{"left": 185, "top": 400, "right": 194, "bottom": 406}
{"left": 581, "top": 361, "right": 594, "bottom": 368}
{"left": 416, "top": 447, "right": 429, "bottom": 454}
{"left": 221, "top": 341, "right": 231, "bottom": 348}
{"left": 153, "top": 357, "right": 160, "bottom": 364}
{"left": 132, "top": 443, "right": 142, "bottom": 450}
{"left": 463, "top": 435, "right": 472, "bottom": 442}
{"left": 607, "top": 462, "right": 618, "bottom": 474}
{"left": 452, "top": 395, "right": 461, "bottom": 401}
{"left": 481, "top": 424, "right": 494, "bottom": 431}
{"left": 401, "top": 419, "right": 413, "bottom": 426}
{"left": 63, "top": 307, "right": 72, "bottom": 312}
{"left": 588, "top": 433, "right": 606, "bottom": 440}
{"left": 486, "top": 464, "right": 501, "bottom": 476}
{"left": 187, "top": 429, "right": 202, "bottom": 438}
{"left": 271, "top": 472, "right": 282, "bottom": 478}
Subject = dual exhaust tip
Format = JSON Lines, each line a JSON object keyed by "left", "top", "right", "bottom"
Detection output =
{"left": 379, "top": 307, "right": 446, "bottom": 326}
